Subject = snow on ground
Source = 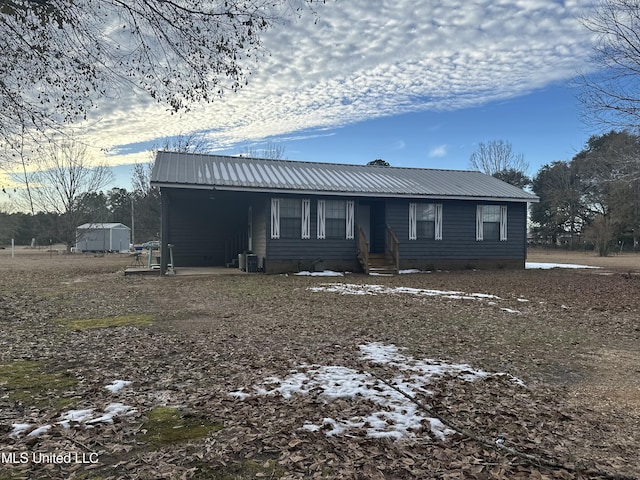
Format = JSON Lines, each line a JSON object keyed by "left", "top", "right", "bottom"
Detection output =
{"left": 308, "top": 283, "right": 501, "bottom": 301}
{"left": 105, "top": 379, "right": 132, "bottom": 393}
{"left": 295, "top": 270, "right": 344, "bottom": 277}
{"left": 525, "top": 262, "right": 601, "bottom": 270}
{"left": 230, "top": 342, "right": 524, "bottom": 442}
{"left": 11, "top": 403, "right": 137, "bottom": 438}
{"left": 9, "top": 380, "right": 136, "bottom": 438}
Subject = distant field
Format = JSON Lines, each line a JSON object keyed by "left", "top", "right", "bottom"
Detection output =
{"left": 527, "top": 247, "right": 640, "bottom": 271}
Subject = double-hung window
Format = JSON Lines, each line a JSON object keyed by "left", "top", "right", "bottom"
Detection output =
{"left": 325, "top": 200, "right": 346, "bottom": 239}
{"left": 317, "top": 199, "right": 354, "bottom": 239}
{"left": 280, "top": 198, "right": 301, "bottom": 239}
{"left": 476, "top": 205, "right": 507, "bottom": 241}
{"left": 409, "top": 203, "right": 443, "bottom": 240}
{"left": 271, "top": 197, "right": 310, "bottom": 239}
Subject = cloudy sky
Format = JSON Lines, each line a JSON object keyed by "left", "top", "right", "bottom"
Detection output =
{"left": 69, "top": 0, "right": 599, "bottom": 188}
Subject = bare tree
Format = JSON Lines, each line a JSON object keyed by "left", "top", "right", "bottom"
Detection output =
{"left": 0, "top": 0, "right": 323, "bottom": 141}
{"left": 131, "top": 132, "right": 211, "bottom": 242}
{"left": 579, "top": 0, "right": 640, "bottom": 131}
{"left": 1, "top": 122, "right": 38, "bottom": 215}
{"left": 30, "top": 140, "right": 113, "bottom": 252}
{"left": 469, "top": 140, "right": 529, "bottom": 181}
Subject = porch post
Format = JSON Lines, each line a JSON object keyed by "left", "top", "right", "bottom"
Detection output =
{"left": 160, "top": 189, "right": 170, "bottom": 274}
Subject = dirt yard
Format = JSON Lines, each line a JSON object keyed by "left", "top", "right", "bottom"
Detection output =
{"left": 1, "top": 247, "right": 639, "bottom": 479}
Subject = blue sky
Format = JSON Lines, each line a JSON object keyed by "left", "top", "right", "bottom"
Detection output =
{"left": 59, "top": 0, "right": 603, "bottom": 190}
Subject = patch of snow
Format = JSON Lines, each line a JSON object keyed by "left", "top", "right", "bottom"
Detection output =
{"left": 525, "top": 262, "right": 600, "bottom": 270}
{"left": 429, "top": 418, "right": 456, "bottom": 442}
{"left": 27, "top": 425, "right": 52, "bottom": 438}
{"left": 105, "top": 379, "right": 132, "bottom": 393}
{"left": 10, "top": 423, "right": 33, "bottom": 438}
{"left": 234, "top": 342, "right": 524, "bottom": 442}
{"left": 501, "top": 308, "right": 521, "bottom": 314}
{"left": 517, "top": 298, "right": 529, "bottom": 302}
{"left": 301, "top": 423, "right": 321, "bottom": 432}
{"left": 85, "top": 403, "right": 137, "bottom": 424}
{"left": 399, "top": 269, "right": 426, "bottom": 274}
{"left": 229, "top": 390, "right": 251, "bottom": 400}
{"left": 10, "top": 403, "right": 138, "bottom": 439}
{"left": 308, "top": 283, "right": 500, "bottom": 301}
{"left": 59, "top": 409, "right": 95, "bottom": 427}
{"left": 295, "top": 270, "right": 344, "bottom": 277}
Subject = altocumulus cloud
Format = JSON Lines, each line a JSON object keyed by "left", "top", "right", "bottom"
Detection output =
{"left": 75, "top": 0, "right": 596, "bottom": 166}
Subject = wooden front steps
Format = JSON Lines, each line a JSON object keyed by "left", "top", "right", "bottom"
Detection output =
{"left": 365, "top": 253, "right": 398, "bottom": 275}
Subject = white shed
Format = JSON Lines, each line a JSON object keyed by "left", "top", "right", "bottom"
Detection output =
{"left": 76, "top": 223, "right": 131, "bottom": 253}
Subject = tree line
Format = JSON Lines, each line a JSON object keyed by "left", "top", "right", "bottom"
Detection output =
{"left": 531, "top": 130, "right": 640, "bottom": 255}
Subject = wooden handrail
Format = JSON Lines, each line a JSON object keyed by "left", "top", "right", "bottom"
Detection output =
{"left": 386, "top": 225, "right": 400, "bottom": 274}
{"left": 357, "top": 226, "right": 370, "bottom": 274}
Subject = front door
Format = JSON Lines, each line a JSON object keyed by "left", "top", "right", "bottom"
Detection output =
{"left": 369, "top": 201, "right": 386, "bottom": 253}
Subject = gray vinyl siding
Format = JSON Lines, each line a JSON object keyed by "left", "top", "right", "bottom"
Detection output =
{"left": 159, "top": 187, "right": 529, "bottom": 272}
{"left": 252, "top": 199, "right": 267, "bottom": 268}
{"left": 266, "top": 195, "right": 356, "bottom": 262}
{"left": 387, "top": 199, "right": 527, "bottom": 259}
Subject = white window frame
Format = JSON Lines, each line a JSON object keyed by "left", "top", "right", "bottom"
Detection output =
{"left": 301, "top": 198, "right": 310, "bottom": 239}
{"left": 346, "top": 200, "right": 355, "bottom": 240}
{"left": 500, "top": 205, "right": 508, "bottom": 241}
{"left": 317, "top": 199, "right": 353, "bottom": 239}
{"left": 409, "top": 202, "right": 442, "bottom": 240}
{"left": 476, "top": 204, "right": 507, "bottom": 241}
{"left": 271, "top": 198, "right": 280, "bottom": 239}
{"left": 435, "top": 203, "right": 443, "bottom": 241}
{"left": 409, "top": 203, "right": 417, "bottom": 240}
{"left": 317, "top": 199, "right": 326, "bottom": 239}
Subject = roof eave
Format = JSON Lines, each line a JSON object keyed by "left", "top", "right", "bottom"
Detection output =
{"left": 151, "top": 182, "right": 539, "bottom": 203}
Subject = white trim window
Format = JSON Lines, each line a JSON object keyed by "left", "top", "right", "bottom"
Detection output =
{"left": 279, "top": 198, "right": 302, "bottom": 239}
{"left": 271, "top": 198, "right": 280, "bottom": 239}
{"left": 317, "top": 199, "right": 352, "bottom": 239}
{"left": 301, "top": 198, "right": 311, "bottom": 239}
{"left": 325, "top": 199, "right": 346, "bottom": 239}
{"left": 409, "top": 202, "right": 443, "bottom": 240}
{"left": 409, "top": 203, "right": 417, "bottom": 240}
{"left": 317, "top": 199, "right": 326, "bottom": 239}
{"left": 476, "top": 204, "right": 507, "bottom": 241}
{"left": 271, "top": 197, "right": 307, "bottom": 239}
{"left": 499, "top": 205, "right": 508, "bottom": 241}
{"left": 346, "top": 200, "right": 355, "bottom": 240}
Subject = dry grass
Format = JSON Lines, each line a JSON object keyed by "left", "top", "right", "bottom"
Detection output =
{"left": 0, "top": 249, "right": 639, "bottom": 479}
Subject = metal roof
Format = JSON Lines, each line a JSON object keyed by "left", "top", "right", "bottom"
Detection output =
{"left": 77, "top": 223, "right": 130, "bottom": 230}
{"left": 151, "top": 151, "right": 539, "bottom": 203}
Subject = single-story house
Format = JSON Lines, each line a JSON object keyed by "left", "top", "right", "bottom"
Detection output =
{"left": 150, "top": 152, "right": 539, "bottom": 274}
{"left": 76, "top": 223, "right": 131, "bottom": 253}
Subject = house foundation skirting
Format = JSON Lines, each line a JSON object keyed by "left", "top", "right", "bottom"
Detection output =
{"left": 263, "top": 257, "right": 523, "bottom": 274}
{"left": 399, "top": 258, "right": 525, "bottom": 271}
{"left": 264, "top": 258, "right": 361, "bottom": 274}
